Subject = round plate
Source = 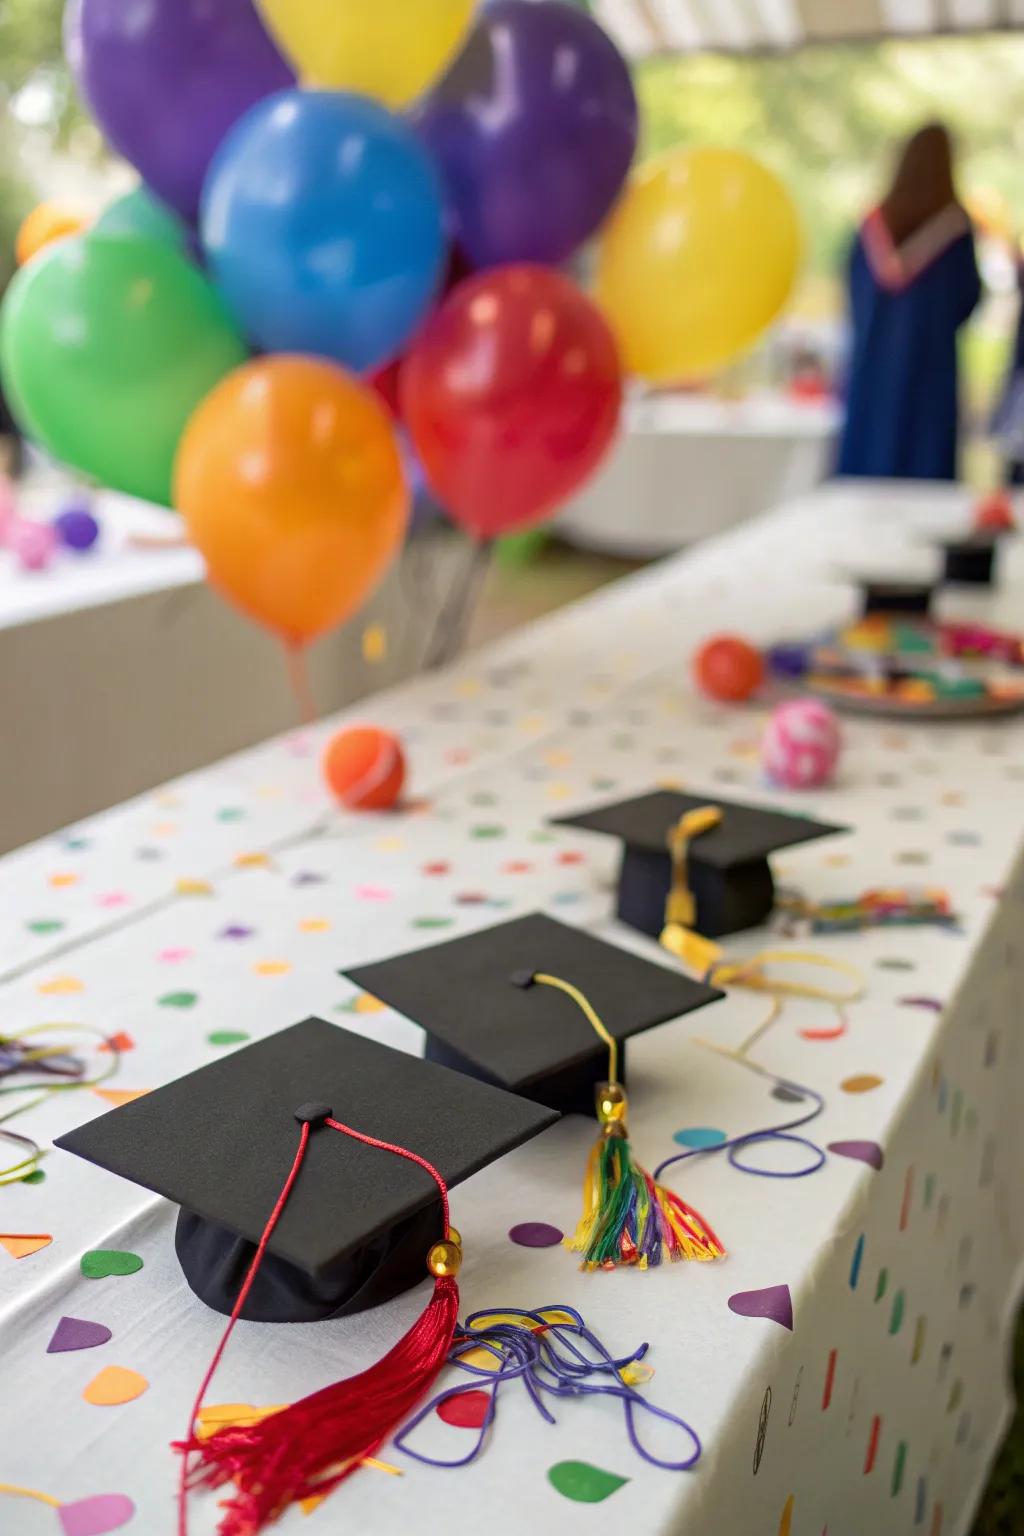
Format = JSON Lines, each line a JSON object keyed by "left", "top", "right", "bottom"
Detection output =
{"left": 807, "top": 682, "right": 1024, "bottom": 721}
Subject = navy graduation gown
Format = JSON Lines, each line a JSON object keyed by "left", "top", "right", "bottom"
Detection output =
{"left": 837, "top": 208, "right": 981, "bottom": 481}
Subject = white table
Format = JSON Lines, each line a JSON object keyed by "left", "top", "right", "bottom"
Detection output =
{"left": 0, "top": 477, "right": 470, "bottom": 856}
{"left": 557, "top": 391, "right": 839, "bottom": 557}
{"left": 1, "top": 479, "right": 1022, "bottom": 1536}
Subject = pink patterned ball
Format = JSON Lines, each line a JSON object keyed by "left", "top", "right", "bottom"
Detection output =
{"left": 762, "top": 699, "right": 841, "bottom": 789}
{"left": 9, "top": 518, "right": 57, "bottom": 572}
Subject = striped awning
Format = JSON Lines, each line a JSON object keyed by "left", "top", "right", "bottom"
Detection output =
{"left": 594, "top": 0, "right": 1024, "bottom": 55}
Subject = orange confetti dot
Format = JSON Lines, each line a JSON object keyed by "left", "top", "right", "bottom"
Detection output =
{"left": 254, "top": 960, "right": 291, "bottom": 977}
{"left": 82, "top": 1366, "right": 149, "bottom": 1406}
{"left": 0, "top": 1234, "right": 52, "bottom": 1260}
{"left": 842, "top": 1074, "right": 884, "bottom": 1095}
{"left": 93, "top": 1089, "right": 149, "bottom": 1108}
{"left": 299, "top": 919, "right": 331, "bottom": 933}
{"left": 354, "top": 994, "right": 386, "bottom": 1015}
{"left": 779, "top": 1495, "right": 795, "bottom": 1536}
{"left": 152, "top": 822, "right": 178, "bottom": 837}
{"left": 235, "top": 852, "right": 271, "bottom": 870}
{"left": 176, "top": 879, "right": 213, "bottom": 897}
{"left": 48, "top": 873, "right": 78, "bottom": 888}
{"left": 100, "top": 1033, "right": 136, "bottom": 1054}
{"left": 37, "top": 976, "right": 83, "bottom": 996}
{"left": 361, "top": 624, "right": 388, "bottom": 663}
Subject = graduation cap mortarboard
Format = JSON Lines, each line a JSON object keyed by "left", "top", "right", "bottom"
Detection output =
{"left": 858, "top": 577, "right": 937, "bottom": 617}
{"left": 56, "top": 1017, "right": 556, "bottom": 1325}
{"left": 344, "top": 912, "right": 723, "bottom": 1117}
{"left": 937, "top": 529, "right": 1002, "bottom": 587}
{"left": 552, "top": 790, "right": 847, "bottom": 941}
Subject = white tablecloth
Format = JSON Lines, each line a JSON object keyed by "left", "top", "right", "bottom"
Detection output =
{"left": 556, "top": 392, "right": 839, "bottom": 557}
{"left": 2, "top": 479, "right": 1023, "bottom": 1536}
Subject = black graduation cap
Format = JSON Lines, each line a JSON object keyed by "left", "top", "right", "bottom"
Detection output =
{"left": 937, "top": 530, "right": 1001, "bottom": 587}
{"left": 56, "top": 1018, "right": 557, "bottom": 1324}
{"left": 344, "top": 912, "right": 723, "bottom": 1118}
{"left": 858, "top": 577, "right": 937, "bottom": 617}
{"left": 552, "top": 790, "right": 847, "bottom": 940}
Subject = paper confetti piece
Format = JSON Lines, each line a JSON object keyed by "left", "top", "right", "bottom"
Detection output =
{"left": 508, "top": 1222, "right": 563, "bottom": 1248}
{"left": 899, "top": 996, "right": 943, "bottom": 1012}
{"left": 828, "top": 1141, "right": 884, "bottom": 1170}
{"left": 779, "top": 1495, "right": 795, "bottom": 1536}
{"left": 99, "top": 1034, "right": 135, "bottom": 1054}
{"left": 49, "top": 873, "right": 79, "bottom": 888}
{"left": 362, "top": 624, "right": 388, "bottom": 663}
{"left": 208, "top": 1031, "right": 250, "bottom": 1048}
{"left": 548, "top": 1462, "right": 628, "bottom": 1504}
{"left": 235, "top": 852, "right": 271, "bottom": 870}
{"left": 673, "top": 1127, "right": 727, "bottom": 1150}
{"left": 0, "top": 1234, "right": 52, "bottom": 1260}
{"left": 83, "top": 1366, "right": 149, "bottom": 1407}
{"left": 253, "top": 960, "right": 291, "bottom": 977}
{"left": 37, "top": 976, "right": 84, "bottom": 995}
{"left": 176, "top": 879, "right": 213, "bottom": 897}
{"left": 728, "top": 1285, "right": 793, "bottom": 1330}
{"left": 298, "top": 919, "right": 330, "bottom": 933}
{"left": 158, "top": 947, "right": 193, "bottom": 964}
{"left": 219, "top": 924, "right": 254, "bottom": 940}
{"left": 354, "top": 885, "right": 394, "bottom": 903}
{"left": 841, "top": 1074, "right": 884, "bottom": 1095}
{"left": 92, "top": 1090, "right": 148, "bottom": 1108}
{"left": 27, "top": 919, "right": 65, "bottom": 935}
{"left": 96, "top": 892, "right": 129, "bottom": 909}
{"left": 81, "top": 1251, "right": 143, "bottom": 1280}
{"left": 437, "top": 1390, "right": 491, "bottom": 1429}
{"left": 48, "top": 1317, "right": 113, "bottom": 1354}
{"left": 158, "top": 991, "right": 198, "bottom": 1009}
{"left": 59, "top": 1494, "right": 136, "bottom": 1535}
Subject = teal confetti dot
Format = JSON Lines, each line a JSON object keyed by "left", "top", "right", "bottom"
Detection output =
{"left": 547, "top": 1461, "right": 629, "bottom": 1504}
{"left": 850, "top": 1233, "right": 865, "bottom": 1290}
{"left": 673, "top": 1127, "right": 727, "bottom": 1150}
{"left": 81, "top": 1250, "right": 144, "bottom": 1279}
{"left": 216, "top": 807, "right": 246, "bottom": 822}
{"left": 159, "top": 991, "right": 199, "bottom": 1010}
{"left": 208, "top": 1031, "right": 250, "bottom": 1047}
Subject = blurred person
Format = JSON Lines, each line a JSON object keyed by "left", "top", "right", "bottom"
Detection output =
{"left": 837, "top": 123, "right": 981, "bottom": 481}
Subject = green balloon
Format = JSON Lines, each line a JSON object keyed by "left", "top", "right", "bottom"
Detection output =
{"left": 0, "top": 234, "right": 247, "bottom": 506}
{"left": 94, "top": 186, "right": 189, "bottom": 253}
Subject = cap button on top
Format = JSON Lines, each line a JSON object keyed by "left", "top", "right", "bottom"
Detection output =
{"left": 294, "top": 1102, "right": 333, "bottom": 1127}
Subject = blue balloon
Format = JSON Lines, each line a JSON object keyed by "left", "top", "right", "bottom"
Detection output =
{"left": 201, "top": 90, "right": 447, "bottom": 373}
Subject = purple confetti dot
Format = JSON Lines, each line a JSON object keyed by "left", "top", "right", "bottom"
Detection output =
{"left": 219, "top": 925, "right": 254, "bottom": 941}
{"left": 47, "top": 1316, "right": 113, "bottom": 1354}
{"left": 509, "top": 1222, "right": 564, "bottom": 1249}
{"left": 728, "top": 1284, "right": 793, "bottom": 1330}
{"left": 828, "top": 1140, "right": 885, "bottom": 1171}
{"left": 58, "top": 1494, "right": 135, "bottom": 1536}
{"left": 899, "top": 996, "right": 944, "bottom": 1012}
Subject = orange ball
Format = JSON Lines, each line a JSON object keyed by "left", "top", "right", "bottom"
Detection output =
{"left": 694, "top": 635, "right": 765, "bottom": 702}
{"left": 16, "top": 202, "right": 88, "bottom": 267}
{"left": 324, "top": 727, "right": 406, "bottom": 811}
{"left": 974, "top": 490, "right": 1016, "bottom": 534}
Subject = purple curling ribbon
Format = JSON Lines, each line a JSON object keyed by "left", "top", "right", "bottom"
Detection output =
{"left": 655, "top": 1060, "right": 827, "bottom": 1186}
{"left": 395, "top": 1305, "right": 702, "bottom": 1473}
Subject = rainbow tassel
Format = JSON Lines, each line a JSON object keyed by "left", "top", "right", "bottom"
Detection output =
{"left": 564, "top": 1085, "right": 725, "bottom": 1271}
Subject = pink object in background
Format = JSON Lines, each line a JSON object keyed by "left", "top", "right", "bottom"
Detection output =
{"left": 9, "top": 517, "right": 58, "bottom": 571}
{"left": 0, "top": 476, "right": 17, "bottom": 543}
{"left": 762, "top": 698, "right": 842, "bottom": 789}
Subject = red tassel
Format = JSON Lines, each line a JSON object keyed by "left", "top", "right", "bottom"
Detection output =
{"left": 175, "top": 1114, "right": 462, "bottom": 1536}
{"left": 178, "top": 1273, "right": 459, "bottom": 1534}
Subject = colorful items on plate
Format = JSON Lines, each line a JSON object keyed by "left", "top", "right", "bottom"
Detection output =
{"left": 323, "top": 726, "right": 406, "bottom": 812}
{"left": 761, "top": 699, "right": 841, "bottom": 790}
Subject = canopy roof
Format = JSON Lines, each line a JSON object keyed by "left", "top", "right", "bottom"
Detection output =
{"left": 594, "top": 0, "right": 1023, "bottom": 56}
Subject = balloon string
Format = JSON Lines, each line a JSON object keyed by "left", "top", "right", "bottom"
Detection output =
{"left": 284, "top": 643, "right": 318, "bottom": 727}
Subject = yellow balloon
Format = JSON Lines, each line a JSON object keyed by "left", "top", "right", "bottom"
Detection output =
{"left": 257, "top": 0, "right": 476, "bottom": 107}
{"left": 596, "top": 147, "right": 802, "bottom": 382}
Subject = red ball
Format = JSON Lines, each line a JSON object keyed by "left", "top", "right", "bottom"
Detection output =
{"left": 974, "top": 490, "right": 1016, "bottom": 534}
{"left": 323, "top": 727, "right": 405, "bottom": 811}
{"left": 694, "top": 635, "right": 765, "bottom": 703}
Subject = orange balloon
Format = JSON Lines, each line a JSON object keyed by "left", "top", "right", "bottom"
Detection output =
{"left": 16, "top": 202, "right": 88, "bottom": 266}
{"left": 175, "top": 356, "right": 408, "bottom": 646}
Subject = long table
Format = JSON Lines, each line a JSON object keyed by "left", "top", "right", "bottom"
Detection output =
{"left": 2, "top": 479, "right": 1022, "bottom": 1536}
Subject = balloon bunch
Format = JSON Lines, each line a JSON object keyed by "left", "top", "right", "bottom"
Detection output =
{"left": 1, "top": 0, "right": 802, "bottom": 653}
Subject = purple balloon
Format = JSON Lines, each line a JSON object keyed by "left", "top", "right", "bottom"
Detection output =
{"left": 66, "top": 0, "right": 293, "bottom": 222}
{"left": 416, "top": 0, "right": 637, "bottom": 270}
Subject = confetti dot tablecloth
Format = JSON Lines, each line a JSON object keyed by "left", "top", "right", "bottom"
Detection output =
{"left": 2, "top": 479, "right": 1024, "bottom": 1536}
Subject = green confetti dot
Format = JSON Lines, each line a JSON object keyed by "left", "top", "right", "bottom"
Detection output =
{"left": 27, "top": 919, "right": 65, "bottom": 935}
{"left": 469, "top": 792, "right": 498, "bottom": 808}
{"left": 208, "top": 1031, "right": 250, "bottom": 1047}
{"left": 159, "top": 991, "right": 199, "bottom": 1010}
{"left": 529, "top": 831, "right": 556, "bottom": 843}
{"left": 81, "top": 1249, "right": 144, "bottom": 1279}
{"left": 22, "top": 1169, "right": 46, "bottom": 1185}
{"left": 548, "top": 1461, "right": 629, "bottom": 1504}
{"left": 217, "top": 807, "right": 246, "bottom": 822}
{"left": 875, "top": 1268, "right": 888, "bottom": 1302}
{"left": 889, "top": 1290, "right": 905, "bottom": 1335}
{"left": 892, "top": 1440, "right": 907, "bottom": 1497}
{"left": 923, "top": 1173, "right": 935, "bottom": 1209}
{"left": 470, "top": 825, "right": 505, "bottom": 840}
{"left": 412, "top": 917, "right": 455, "bottom": 931}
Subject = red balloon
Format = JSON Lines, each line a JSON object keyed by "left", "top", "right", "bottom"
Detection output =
{"left": 694, "top": 636, "right": 765, "bottom": 702}
{"left": 401, "top": 265, "right": 622, "bottom": 538}
{"left": 369, "top": 359, "right": 403, "bottom": 419}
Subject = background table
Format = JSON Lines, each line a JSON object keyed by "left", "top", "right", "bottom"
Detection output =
{"left": 2, "top": 478, "right": 1022, "bottom": 1536}
{"left": 556, "top": 391, "right": 839, "bottom": 557}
